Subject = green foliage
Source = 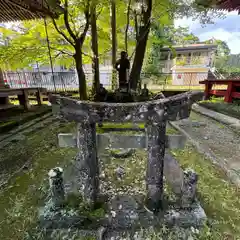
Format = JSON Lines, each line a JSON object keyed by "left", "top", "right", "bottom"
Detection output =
{"left": 204, "top": 39, "right": 231, "bottom": 73}
{"left": 167, "top": 26, "right": 200, "bottom": 45}
{"left": 0, "top": 0, "right": 173, "bottom": 71}
{"left": 144, "top": 25, "right": 200, "bottom": 76}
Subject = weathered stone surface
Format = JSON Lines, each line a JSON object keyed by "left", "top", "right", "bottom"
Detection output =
{"left": 180, "top": 169, "right": 198, "bottom": 208}
{"left": 164, "top": 154, "right": 199, "bottom": 208}
{"left": 108, "top": 149, "right": 135, "bottom": 158}
{"left": 145, "top": 121, "right": 167, "bottom": 213}
{"left": 178, "top": 119, "right": 206, "bottom": 128}
{"left": 50, "top": 91, "right": 203, "bottom": 123}
{"left": 48, "top": 167, "right": 65, "bottom": 209}
{"left": 230, "top": 123, "right": 240, "bottom": 130}
{"left": 164, "top": 152, "right": 184, "bottom": 196}
{"left": 58, "top": 133, "right": 77, "bottom": 148}
{"left": 108, "top": 196, "right": 206, "bottom": 230}
{"left": 51, "top": 91, "right": 202, "bottom": 215}
{"left": 115, "top": 166, "right": 125, "bottom": 179}
{"left": 109, "top": 195, "right": 141, "bottom": 229}
{"left": 76, "top": 122, "right": 99, "bottom": 205}
{"left": 39, "top": 205, "right": 87, "bottom": 229}
{"left": 39, "top": 202, "right": 107, "bottom": 230}
{"left": 58, "top": 133, "right": 186, "bottom": 150}
{"left": 192, "top": 103, "right": 240, "bottom": 127}
{"left": 164, "top": 202, "right": 206, "bottom": 227}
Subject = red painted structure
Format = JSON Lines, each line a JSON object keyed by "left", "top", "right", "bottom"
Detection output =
{"left": 199, "top": 79, "right": 240, "bottom": 103}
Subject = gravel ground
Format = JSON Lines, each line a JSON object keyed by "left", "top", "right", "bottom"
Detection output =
{"left": 174, "top": 112, "right": 240, "bottom": 183}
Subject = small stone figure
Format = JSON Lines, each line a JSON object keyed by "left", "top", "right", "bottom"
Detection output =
{"left": 181, "top": 168, "right": 198, "bottom": 208}
{"left": 115, "top": 51, "right": 130, "bottom": 89}
{"left": 141, "top": 84, "right": 149, "bottom": 100}
{"left": 48, "top": 167, "right": 65, "bottom": 209}
{"left": 96, "top": 84, "right": 108, "bottom": 127}
{"left": 115, "top": 166, "right": 125, "bottom": 180}
{"left": 95, "top": 83, "right": 108, "bottom": 102}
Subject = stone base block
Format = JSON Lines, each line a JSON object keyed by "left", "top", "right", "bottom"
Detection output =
{"left": 39, "top": 196, "right": 206, "bottom": 231}
{"left": 163, "top": 202, "right": 207, "bottom": 227}
{"left": 108, "top": 195, "right": 206, "bottom": 230}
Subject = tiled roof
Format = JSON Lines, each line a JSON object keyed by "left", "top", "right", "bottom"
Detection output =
{"left": 0, "top": 0, "right": 62, "bottom": 22}
{"left": 161, "top": 44, "right": 218, "bottom": 51}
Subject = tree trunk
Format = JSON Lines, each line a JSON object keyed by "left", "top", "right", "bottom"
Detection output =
{"left": 111, "top": 0, "right": 117, "bottom": 90}
{"left": 74, "top": 48, "right": 87, "bottom": 100}
{"left": 129, "top": 26, "right": 150, "bottom": 90}
{"left": 0, "top": 68, "right": 5, "bottom": 89}
{"left": 91, "top": 2, "right": 100, "bottom": 94}
{"left": 129, "top": 0, "right": 152, "bottom": 90}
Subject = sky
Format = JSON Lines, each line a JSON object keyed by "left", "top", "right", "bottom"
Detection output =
{"left": 174, "top": 11, "right": 240, "bottom": 54}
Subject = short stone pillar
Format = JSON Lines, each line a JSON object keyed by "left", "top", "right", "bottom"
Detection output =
{"left": 77, "top": 121, "right": 99, "bottom": 205}
{"left": 180, "top": 168, "right": 198, "bottom": 208}
{"left": 48, "top": 167, "right": 65, "bottom": 209}
{"left": 145, "top": 120, "right": 167, "bottom": 213}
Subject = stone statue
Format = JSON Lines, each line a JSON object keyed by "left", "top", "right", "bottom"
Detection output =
{"left": 115, "top": 51, "right": 130, "bottom": 90}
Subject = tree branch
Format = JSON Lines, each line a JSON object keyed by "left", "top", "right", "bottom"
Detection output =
{"left": 79, "top": 0, "right": 91, "bottom": 44}
{"left": 134, "top": 11, "right": 139, "bottom": 41}
{"left": 82, "top": 51, "right": 93, "bottom": 59}
{"left": 96, "top": 6, "right": 103, "bottom": 19}
{"left": 68, "top": 11, "right": 78, "bottom": 34}
{"left": 54, "top": 52, "right": 62, "bottom": 59}
{"left": 50, "top": 47, "right": 73, "bottom": 57}
{"left": 51, "top": 17, "right": 75, "bottom": 47}
{"left": 63, "top": 0, "right": 77, "bottom": 42}
{"left": 125, "top": 0, "right": 132, "bottom": 53}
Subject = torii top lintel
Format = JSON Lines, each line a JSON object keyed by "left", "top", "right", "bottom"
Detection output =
{"left": 50, "top": 91, "right": 204, "bottom": 124}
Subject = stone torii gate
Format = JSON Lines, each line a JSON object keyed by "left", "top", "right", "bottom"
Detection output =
{"left": 51, "top": 91, "right": 203, "bottom": 213}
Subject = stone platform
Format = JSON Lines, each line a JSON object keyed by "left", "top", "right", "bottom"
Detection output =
{"left": 39, "top": 195, "right": 206, "bottom": 239}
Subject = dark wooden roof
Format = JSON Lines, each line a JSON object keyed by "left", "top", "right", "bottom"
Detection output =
{"left": 0, "top": 0, "right": 62, "bottom": 22}
{"left": 217, "top": 0, "right": 240, "bottom": 12}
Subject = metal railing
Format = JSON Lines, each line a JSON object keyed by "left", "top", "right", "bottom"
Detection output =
{"left": 174, "top": 56, "right": 211, "bottom": 66}
{"left": 3, "top": 71, "right": 235, "bottom": 92}
{"left": 3, "top": 71, "right": 112, "bottom": 92}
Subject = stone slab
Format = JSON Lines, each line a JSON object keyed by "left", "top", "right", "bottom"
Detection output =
{"left": 178, "top": 119, "right": 206, "bottom": 128}
{"left": 39, "top": 197, "right": 206, "bottom": 232}
{"left": 164, "top": 152, "right": 184, "bottom": 195}
{"left": 192, "top": 103, "right": 240, "bottom": 127}
{"left": 58, "top": 133, "right": 77, "bottom": 148}
{"left": 99, "top": 127, "right": 144, "bottom": 133}
{"left": 109, "top": 196, "right": 206, "bottom": 230}
{"left": 58, "top": 133, "right": 187, "bottom": 150}
{"left": 164, "top": 202, "right": 207, "bottom": 227}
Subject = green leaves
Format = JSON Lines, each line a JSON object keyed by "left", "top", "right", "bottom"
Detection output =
{"left": 0, "top": 0, "right": 224, "bottom": 72}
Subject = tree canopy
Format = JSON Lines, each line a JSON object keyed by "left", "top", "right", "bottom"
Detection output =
{"left": 0, "top": 0, "right": 227, "bottom": 97}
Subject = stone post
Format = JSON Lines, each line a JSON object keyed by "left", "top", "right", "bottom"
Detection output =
{"left": 145, "top": 120, "right": 167, "bottom": 213}
{"left": 180, "top": 168, "right": 198, "bottom": 208}
{"left": 48, "top": 167, "right": 65, "bottom": 209}
{"left": 77, "top": 121, "right": 99, "bottom": 205}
